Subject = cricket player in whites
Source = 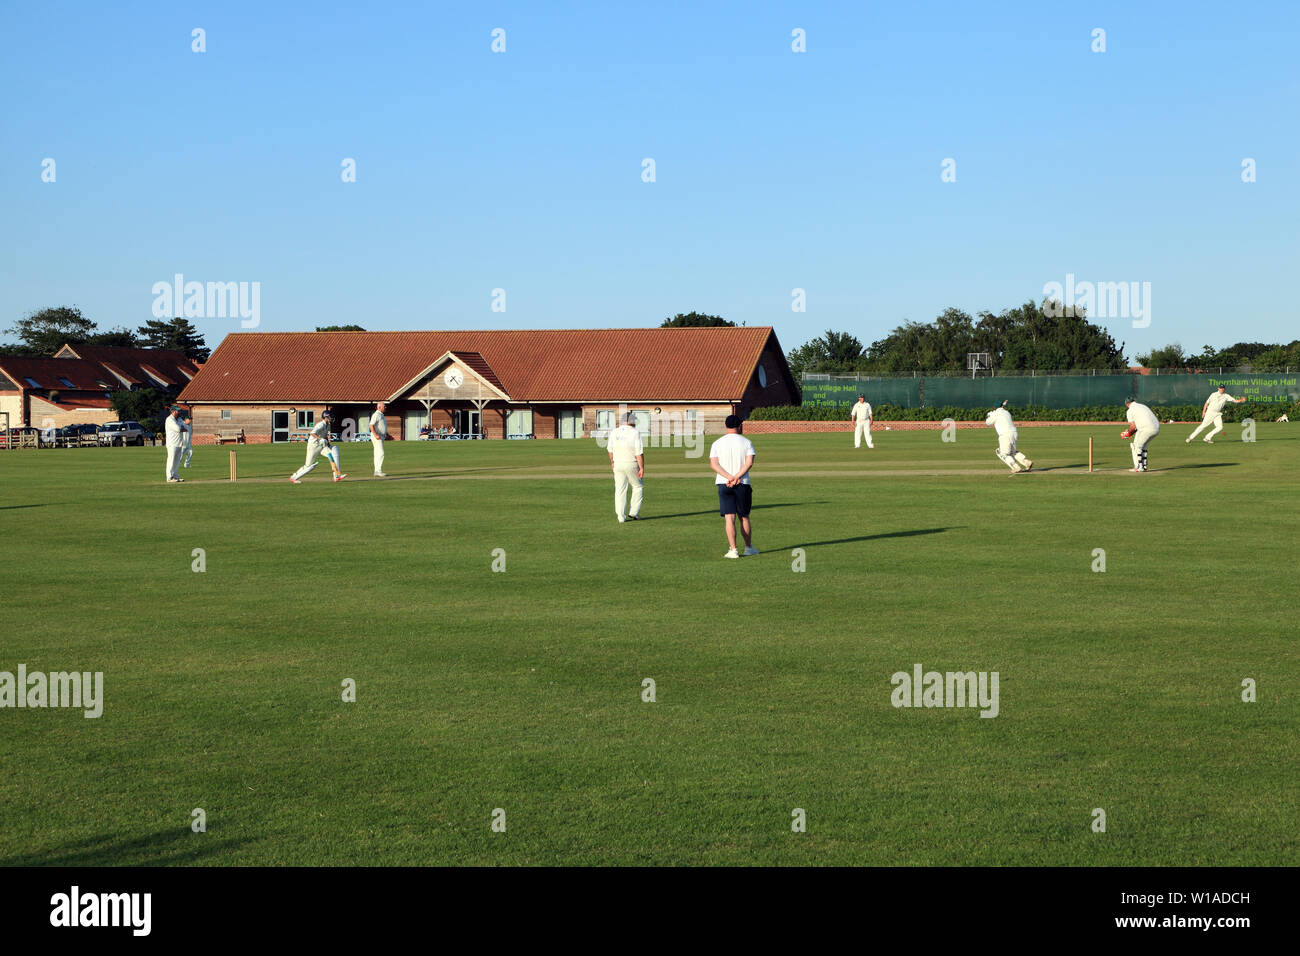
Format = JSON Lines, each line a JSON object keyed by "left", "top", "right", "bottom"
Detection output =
{"left": 607, "top": 411, "right": 644, "bottom": 522}
{"left": 1122, "top": 397, "right": 1160, "bottom": 472}
{"left": 290, "top": 410, "right": 346, "bottom": 483}
{"left": 1186, "top": 385, "right": 1246, "bottom": 444}
{"left": 369, "top": 401, "right": 389, "bottom": 476}
{"left": 984, "top": 400, "right": 1033, "bottom": 474}
{"left": 850, "top": 394, "right": 874, "bottom": 449}
{"left": 181, "top": 407, "right": 194, "bottom": 468}
{"left": 164, "top": 405, "right": 186, "bottom": 482}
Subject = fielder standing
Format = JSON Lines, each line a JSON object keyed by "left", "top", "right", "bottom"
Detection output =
{"left": 607, "top": 411, "right": 644, "bottom": 522}
{"left": 709, "top": 414, "right": 758, "bottom": 558}
{"left": 369, "top": 401, "right": 389, "bottom": 477}
{"left": 850, "top": 394, "right": 874, "bottom": 449}
{"left": 164, "top": 405, "right": 185, "bottom": 483}
{"left": 1122, "top": 398, "right": 1160, "bottom": 473}
{"left": 290, "top": 410, "right": 346, "bottom": 483}
{"left": 984, "top": 400, "right": 1033, "bottom": 474}
{"left": 181, "top": 407, "right": 194, "bottom": 468}
{"left": 1186, "top": 385, "right": 1246, "bottom": 444}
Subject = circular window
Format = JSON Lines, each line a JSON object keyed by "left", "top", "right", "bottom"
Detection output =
{"left": 758, "top": 365, "right": 768, "bottom": 388}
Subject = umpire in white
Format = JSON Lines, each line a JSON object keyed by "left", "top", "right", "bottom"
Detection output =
{"left": 607, "top": 411, "right": 645, "bottom": 522}
{"left": 369, "top": 401, "right": 389, "bottom": 476}
{"left": 164, "top": 405, "right": 186, "bottom": 482}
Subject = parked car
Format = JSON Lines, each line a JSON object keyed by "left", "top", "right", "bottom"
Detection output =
{"left": 57, "top": 423, "right": 100, "bottom": 446}
{"left": 97, "top": 421, "right": 150, "bottom": 446}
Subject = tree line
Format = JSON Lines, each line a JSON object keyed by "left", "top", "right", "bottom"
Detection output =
{"left": 2, "top": 306, "right": 210, "bottom": 361}
{"left": 785, "top": 300, "right": 1298, "bottom": 379}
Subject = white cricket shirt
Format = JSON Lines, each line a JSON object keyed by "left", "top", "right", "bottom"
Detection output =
{"left": 1204, "top": 392, "right": 1236, "bottom": 416}
{"left": 1126, "top": 402, "right": 1160, "bottom": 432}
{"left": 984, "top": 407, "right": 1016, "bottom": 437}
{"left": 607, "top": 424, "right": 643, "bottom": 464}
{"left": 164, "top": 415, "right": 185, "bottom": 448}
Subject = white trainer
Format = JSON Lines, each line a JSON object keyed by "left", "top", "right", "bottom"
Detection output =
{"left": 724, "top": 549, "right": 739, "bottom": 559}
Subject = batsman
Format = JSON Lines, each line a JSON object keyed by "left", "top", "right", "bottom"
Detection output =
{"left": 984, "top": 400, "right": 1033, "bottom": 474}
{"left": 1121, "top": 397, "right": 1160, "bottom": 472}
{"left": 289, "top": 409, "right": 347, "bottom": 483}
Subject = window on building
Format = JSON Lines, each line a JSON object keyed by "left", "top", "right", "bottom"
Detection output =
{"left": 297, "top": 410, "right": 314, "bottom": 429}
{"left": 558, "top": 409, "right": 580, "bottom": 439}
{"left": 24, "top": 378, "right": 41, "bottom": 388}
{"left": 58, "top": 377, "right": 75, "bottom": 388}
{"left": 595, "top": 409, "right": 615, "bottom": 431}
{"left": 506, "top": 408, "right": 533, "bottom": 437}
{"left": 220, "top": 410, "right": 232, "bottom": 421}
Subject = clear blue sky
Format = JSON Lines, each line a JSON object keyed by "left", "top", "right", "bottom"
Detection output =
{"left": 2, "top": 1, "right": 1296, "bottom": 362}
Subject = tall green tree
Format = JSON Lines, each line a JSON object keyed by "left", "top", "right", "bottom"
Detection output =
{"left": 137, "top": 317, "right": 210, "bottom": 361}
{"left": 1135, "top": 343, "right": 1188, "bottom": 369}
{"left": 785, "top": 329, "right": 864, "bottom": 378}
{"left": 4, "top": 306, "right": 95, "bottom": 354}
{"left": 108, "top": 387, "right": 173, "bottom": 435}
{"left": 660, "top": 312, "right": 736, "bottom": 328}
{"left": 86, "top": 326, "right": 140, "bottom": 348}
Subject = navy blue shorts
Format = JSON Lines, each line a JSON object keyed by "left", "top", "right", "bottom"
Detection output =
{"left": 717, "top": 483, "right": 753, "bottom": 517}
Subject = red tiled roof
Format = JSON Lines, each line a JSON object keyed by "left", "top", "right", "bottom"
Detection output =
{"left": 0, "top": 356, "right": 113, "bottom": 390}
{"left": 179, "top": 328, "right": 786, "bottom": 403}
{"left": 40, "top": 396, "right": 114, "bottom": 411}
{"left": 449, "top": 351, "right": 506, "bottom": 394}
{"left": 59, "top": 345, "right": 199, "bottom": 386}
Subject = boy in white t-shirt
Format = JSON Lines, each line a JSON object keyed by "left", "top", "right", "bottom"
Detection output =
{"left": 708, "top": 415, "right": 758, "bottom": 559}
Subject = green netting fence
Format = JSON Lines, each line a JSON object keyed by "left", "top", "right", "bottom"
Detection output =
{"left": 802, "top": 373, "right": 1300, "bottom": 410}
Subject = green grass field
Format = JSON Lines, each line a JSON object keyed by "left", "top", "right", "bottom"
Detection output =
{"left": 1, "top": 425, "right": 1296, "bottom": 866}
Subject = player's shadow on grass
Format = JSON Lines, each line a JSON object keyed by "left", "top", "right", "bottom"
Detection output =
{"left": 640, "top": 501, "right": 825, "bottom": 521}
{"left": 780, "top": 526, "right": 957, "bottom": 550}
{"left": 0, "top": 827, "right": 252, "bottom": 867}
{"left": 0, "top": 504, "right": 50, "bottom": 510}
{"left": 1167, "top": 462, "right": 1239, "bottom": 470}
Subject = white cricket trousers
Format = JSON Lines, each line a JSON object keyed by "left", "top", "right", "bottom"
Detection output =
{"left": 373, "top": 438, "right": 386, "bottom": 474}
{"left": 1188, "top": 414, "right": 1223, "bottom": 441}
{"left": 854, "top": 421, "right": 873, "bottom": 448}
{"left": 995, "top": 431, "right": 1031, "bottom": 471}
{"left": 613, "top": 463, "right": 643, "bottom": 521}
{"left": 1131, "top": 426, "right": 1159, "bottom": 470}
{"left": 165, "top": 445, "right": 182, "bottom": 480}
{"left": 292, "top": 439, "right": 332, "bottom": 480}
